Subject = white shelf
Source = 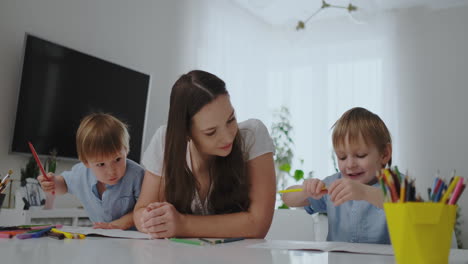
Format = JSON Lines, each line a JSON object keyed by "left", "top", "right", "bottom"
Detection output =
{"left": 0, "top": 208, "right": 91, "bottom": 227}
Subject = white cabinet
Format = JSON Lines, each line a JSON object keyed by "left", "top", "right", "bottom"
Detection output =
{"left": 0, "top": 208, "right": 91, "bottom": 226}
{"left": 266, "top": 209, "right": 328, "bottom": 241}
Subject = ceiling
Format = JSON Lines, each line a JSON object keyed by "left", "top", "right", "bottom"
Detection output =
{"left": 232, "top": 0, "right": 468, "bottom": 26}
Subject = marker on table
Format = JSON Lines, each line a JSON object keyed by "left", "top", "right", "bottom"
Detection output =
{"left": 0, "top": 233, "right": 13, "bottom": 239}
{"left": 28, "top": 141, "right": 54, "bottom": 195}
{"left": 46, "top": 231, "right": 65, "bottom": 240}
{"left": 278, "top": 187, "right": 327, "bottom": 194}
{"left": 16, "top": 227, "right": 53, "bottom": 239}
{"left": 199, "top": 237, "right": 245, "bottom": 244}
{"left": 168, "top": 238, "right": 205, "bottom": 246}
{"left": 51, "top": 228, "right": 85, "bottom": 239}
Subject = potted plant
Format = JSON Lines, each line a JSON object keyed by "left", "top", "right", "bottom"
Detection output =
{"left": 18, "top": 156, "right": 45, "bottom": 209}
{"left": 43, "top": 149, "right": 57, "bottom": 209}
{"left": 271, "top": 106, "right": 313, "bottom": 209}
{"left": 18, "top": 149, "right": 57, "bottom": 210}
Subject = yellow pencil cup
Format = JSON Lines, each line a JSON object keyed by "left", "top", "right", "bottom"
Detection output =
{"left": 384, "top": 203, "right": 457, "bottom": 264}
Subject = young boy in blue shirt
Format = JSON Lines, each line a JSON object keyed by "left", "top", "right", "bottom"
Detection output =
{"left": 38, "top": 113, "right": 144, "bottom": 230}
{"left": 282, "top": 107, "right": 392, "bottom": 244}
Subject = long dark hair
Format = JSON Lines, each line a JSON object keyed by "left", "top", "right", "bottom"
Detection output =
{"left": 163, "top": 70, "right": 250, "bottom": 214}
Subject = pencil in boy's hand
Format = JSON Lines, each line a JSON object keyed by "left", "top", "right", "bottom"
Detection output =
{"left": 28, "top": 142, "right": 50, "bottom": 180}
{"left": 278, "top": 187, "right": 327, "bottom": 194}
{"left": 28, "top": 141, "right": 54, "bottom": 194}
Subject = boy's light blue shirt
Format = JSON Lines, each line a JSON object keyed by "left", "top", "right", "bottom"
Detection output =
{"left": 304, "top": 172, "right": 390, "bottom": 244}
{"left": 62, "top": 159, "right": 144, "bottom": 224}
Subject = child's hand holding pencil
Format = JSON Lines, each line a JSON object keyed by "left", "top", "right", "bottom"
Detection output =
{"left": 280, "top": 179, "right": 328, "bottom": 200}
{"left": 37, "top": 173, "right": 56, "bottom": 194}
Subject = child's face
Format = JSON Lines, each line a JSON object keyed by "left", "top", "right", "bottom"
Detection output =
{"left": 190, "top": 94, "right": 238, "bottom": 158}
{"left": 84, "top": 148, "right": 127, "bottom": 186}
{"left": 334, "top": 134, "right": 391, "bottom": 184}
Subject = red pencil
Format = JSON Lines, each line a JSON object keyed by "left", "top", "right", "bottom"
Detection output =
{"left": 27, "top": 142, "right": 49, "bottom": 180}
{"left": 27, "top": 141, "right": 54, "bottom": 195}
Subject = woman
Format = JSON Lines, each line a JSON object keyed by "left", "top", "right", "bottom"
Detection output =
{"left": 134, "top": 70, "right": 276, "bottom": 238}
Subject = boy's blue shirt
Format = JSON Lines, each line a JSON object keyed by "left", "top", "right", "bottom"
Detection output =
{"left": 304, "top": 172, "right": 390, "bottom": 244}
{"left": 62, "top": 159, "right": 144, "bottom": 224}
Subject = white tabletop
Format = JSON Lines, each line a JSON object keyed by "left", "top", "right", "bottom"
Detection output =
{"left": 0, "top": 238, "right": 467, "bottom": 264}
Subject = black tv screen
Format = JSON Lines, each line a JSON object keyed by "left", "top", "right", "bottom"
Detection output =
{"left": 12, "top": 34, "right": 150, "bottom": 163}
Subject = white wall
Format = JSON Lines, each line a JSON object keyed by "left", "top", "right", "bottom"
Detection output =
{"left": 390, "top": 6, "right": 468, "bottom": 248}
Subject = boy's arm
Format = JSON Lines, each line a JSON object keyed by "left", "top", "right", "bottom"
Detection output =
{"left": 54, "top": 175, "right": 68, "bottom": 195}
{"left": 328, "top": 179, "right": 384, "bottom": 208}
{"left": 363, "top": 185, "right": 384, "bottom": 209}
{"left": 281, "top": 185, "right": 310, "bottom": 207}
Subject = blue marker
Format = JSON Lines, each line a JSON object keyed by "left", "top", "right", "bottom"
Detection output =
{"left": 16, "top": 227, "right": 52, "bottom": 239}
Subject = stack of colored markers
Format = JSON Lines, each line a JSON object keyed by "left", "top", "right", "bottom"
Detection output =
{"left": 0, "top": 225, "right": 86, "bottom": 239}
{"left": 378, "top": 167, "right": 465, "bottom": 204}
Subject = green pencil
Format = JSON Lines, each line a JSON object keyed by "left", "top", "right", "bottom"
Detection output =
{"left": 169, "top": 238, "right": 205, "bottom": 246}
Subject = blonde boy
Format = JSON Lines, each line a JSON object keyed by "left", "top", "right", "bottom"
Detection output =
{"left": 282, "top": 107, "right": 392, "bottom": 244}
{"left": 38, "top": 113, "right": 144, "bottom": 229}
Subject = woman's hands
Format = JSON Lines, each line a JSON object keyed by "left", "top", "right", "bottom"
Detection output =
{"left": 140, "top": 202, "right": 186, "bottom": 238}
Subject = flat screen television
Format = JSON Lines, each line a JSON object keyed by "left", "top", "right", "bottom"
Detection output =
{"left": 11, "top": 34, "right": 150, "bottom": 163}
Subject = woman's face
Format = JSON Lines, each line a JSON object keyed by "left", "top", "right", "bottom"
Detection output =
{"left": 190, "top": 94, "right": 238, "bottom": 157}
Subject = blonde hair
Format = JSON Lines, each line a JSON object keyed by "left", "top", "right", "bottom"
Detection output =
{"left": 76, "top": 113, "right": 130, "bottom": 163}
{"left": 332, "top": 107, "right": 392, "bottom": 167}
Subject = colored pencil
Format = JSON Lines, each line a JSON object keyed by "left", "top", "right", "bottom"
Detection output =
{"left": 448, "top": 178, "right": 465, "bottom": 205}
{"left": 28, "top": 141, "right": 54, "bottom": 195}
{"left": 440, "top": 176, "right": 460, "bottom": 204}
{"left": 399, "top": 177, "right": 406, "bottom": 202}
{"left": 278, "top": 187, "right": 327, "bottom": 194}
{"left": 27, "top": 142, "right": 49, "bottom": 180}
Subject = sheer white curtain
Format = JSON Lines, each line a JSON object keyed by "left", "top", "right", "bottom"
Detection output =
{"left": 183, "top": 0, "right": 397, "bottom": 184}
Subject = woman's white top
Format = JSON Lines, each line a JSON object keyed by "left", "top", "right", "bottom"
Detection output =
{"left": 141, "top": 119, "right": 275, "bottom": 214}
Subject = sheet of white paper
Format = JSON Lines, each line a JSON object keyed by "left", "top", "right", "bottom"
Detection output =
{"left": 59, "top": 226, "right": 150, "bottom": 239}
{"left": 249, "top": 240, "right": 394, "bottom": 255}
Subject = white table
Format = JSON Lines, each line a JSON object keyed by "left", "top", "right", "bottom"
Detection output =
{"left": 0, "top": 238, "right": 467, "bottom": 264}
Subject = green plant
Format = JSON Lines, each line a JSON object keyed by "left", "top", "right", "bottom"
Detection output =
{"left": 20, "top": 149, "right": 57, "bottom": 186}
{"left": 44, "top": 149, "right": 57, "bottom": 173}
{"left": 271, "top": 106, "right": 313, "bottom": 209}
{"left": 20, "top": 156, "right": 39, "bottom": 187}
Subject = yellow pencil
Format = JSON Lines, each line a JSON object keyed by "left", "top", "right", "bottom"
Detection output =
{"left": 278, "top": 187, "right": 327, "bottom": 194}
{"left": 399, "top": 177, "right": 406, "bottom": 203}
{"left": 440, "top": 176, "right": 460, "bottom": 204}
